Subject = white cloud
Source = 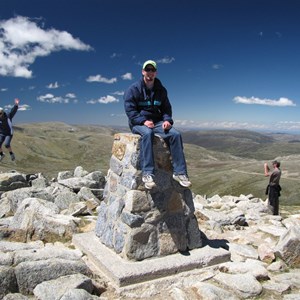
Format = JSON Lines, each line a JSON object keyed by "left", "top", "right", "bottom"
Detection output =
{"left": 138, "top": 56, "right": 175, "bottom": 68}
{"left": 37, "top": 93, "right": 77, "bottom": 104}
{"left": 18, "top": 104, "right": 31, "bottom": 111}
{"left": 1, "top": 88, "right": 8, "bottom": 92}
{"left": 212, "top": 64, "right": 223, "bottom": 70}
{"left": 47, "top": 81, "right": 59, "bottom": 89}
{"left": 113, "top": 91, "right": 124, "bottom": 96}
{"left": 110, "top": 52, "right": 122, "bottom": 58}
{"left": 121, "top": 72, "right": 132, "bottom": 80}
{"left": 87, "top": 95, "right": 119, "bottom": 104}
{"left": 175, "top": 119, "right": 270, "bottom": 130}
{"left": 157, "top": 57, "right": 175, "bottom": 64}
{"left": 277, "top": 121, "right": 300, "bottom": 130}
{"left": 174, "top": 119, "right": 300, "bottom": 132}
{"left": 233, "top": 96, "right": 296, "bottom": 107}
{"left": 66, "top": 93, "right": 76, "bottom": 98}
{"left": 86, "top": 74, "right": 117, "bottom": 84}
{"left": 65, "top": 93, "right": 78, "bottom": 103}
{"left": 4, "top": 103, "right": 31, "bottom": 111}
{"left": 0, "top": 16, "right": 92, "bottom": 78}
{"left": 110, "top": 113, "right": 126, "bottom": 117}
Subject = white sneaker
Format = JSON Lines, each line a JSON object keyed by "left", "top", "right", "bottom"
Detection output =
{"left": 10, "top": 153, "right": 15, "bottom": 161}
{"left": 173, "top": 174, "right": 192, "bottom": 187}
{"left": 142, "top": 174, "right": 156, "bottom": 189}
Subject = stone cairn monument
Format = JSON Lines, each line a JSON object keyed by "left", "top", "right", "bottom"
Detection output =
{"left": 95, "top": 133, "right": 202, "bottom": 261}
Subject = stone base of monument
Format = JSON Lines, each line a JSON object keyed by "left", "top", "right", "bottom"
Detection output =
{"left": 73, "top": 231, "right": 230, "bottom": 287}
{"left": 73, "top": 133, "right": 230, "bottom": 287}
{"left": 95, "top": 133, "right": 205, "bottom": 261}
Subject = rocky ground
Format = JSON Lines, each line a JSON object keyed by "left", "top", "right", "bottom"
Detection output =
{"left": 1, "top": 167, "right": 300, "bottom": 299}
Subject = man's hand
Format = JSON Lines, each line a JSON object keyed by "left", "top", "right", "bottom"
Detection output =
{"left": 144, "top": 120, "right": 154, "bottom": 128}
{"left": 264, "top": 162, "right": 270, "bottom": 176}
{"left": 15, "top": 98, "right": 20, "bottom": 105}
{"left": 162, "top": 121, "right": 172, "bottom": 130}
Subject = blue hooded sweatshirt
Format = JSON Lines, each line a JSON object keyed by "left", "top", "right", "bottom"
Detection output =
{"left": 124, "top": 77, "right": 173, "bottom": 130}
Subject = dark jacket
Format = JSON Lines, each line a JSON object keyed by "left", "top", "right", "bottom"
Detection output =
{"left": 266, "top": 184, "right": 281, "bottom": 196}
{"left": 124, "top": 77, "right": 173, "bottom": 129}
{"left": 0, "top": 105, "right": 18, "bottom": 136}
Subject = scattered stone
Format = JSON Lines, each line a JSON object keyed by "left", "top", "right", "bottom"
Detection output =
{"left": 3, "top": 294, "right": 30, "bottom": 300}
{"left": 283, "top": 294, "right": 300, "bottom": 300}
{"left": 258, "top": 242, "right": 276, "bottom": 263}
{"left": 15, "top": 258, "right": 91, "bottom": 294}
{"left": 214, "top": 272, "right": 263, "bottom": 298}
{"left": 271, "top": 270, "right": 300, "bottom": 289}
{"left": 275, "top": 225, "right": 300, "bottom": 267}
{"left": 194, "top": 282, "right": 239, "bottom": 300}
{"left": 0, "top": 147, "right": 300, "bottom": 299}
{"left": 60, "top": 288, "right": 100, "bottom": 300}
{"left": 262, "top": 280, "right": 291, "bottom": 294}
{"left": 54, "top": 190, "right": 80, "bottom": 211}
{"left": 267, "top": 260, "right": 288, "bottom": 272}
{"left": 33, "top": 273, "right": 95, "bottom": 300}
{"left": 0, "top": 172, "right": 29, "bottom": 192}
{"left": 228, "top": 242, "right": 258, "bottom": 262}
{"left": 218, "top": 259, "right": 269, "bottom": 280}
{"left": 13, "top": 242, "right": 83, "bottom": 264}
{"left": 0, "top": 266, "right": 18, "bottom": 299}
{"left": 9, "top": 197, "right": 79, "bottom": 242}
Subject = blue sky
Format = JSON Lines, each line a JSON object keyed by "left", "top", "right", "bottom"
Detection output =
{"left": 1, "top": 0, "right": 300, "bottom": 132}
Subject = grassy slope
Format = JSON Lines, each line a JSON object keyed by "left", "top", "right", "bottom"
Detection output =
{"left": 182, "top": 129, "right": 300, "bottom": 160}
{"left": 182, "top": 129, "right": 300, "bottom": 205}
{"left": 1, "top": 122, "right": 115, "bottom": 178}
{"left": 1, "top": 123, "right": 299, "bottom": 206}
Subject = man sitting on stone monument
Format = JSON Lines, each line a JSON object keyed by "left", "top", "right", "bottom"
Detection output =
{"left": 124, "top": 59, "right": 191, "bottom": 190}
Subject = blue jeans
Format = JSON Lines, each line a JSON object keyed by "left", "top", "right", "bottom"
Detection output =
{"left": 0, "top": 134, "right": 13, "bottom": 148}
{"left": 132, "top": 121, "right": 187, "bottom": 176}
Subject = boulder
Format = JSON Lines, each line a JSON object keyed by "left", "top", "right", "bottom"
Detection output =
{"left": 214, "top": 272, "right": 263, "bottom": 298}
{"left": 9, "top": 198, "right": 80, "bottom": 242}
{"left": 275, "top": 225, "right": 300, "bottom": 267}
{"left": 14, "top": 258, "right": 91, "bottom": 294}
{"left": 0, "top": 266, "right": 18, "bottom": 298}
{"left": 33, "top": 273, "right": 95, "bottom": 300}
{"left": 0, "top": 172, "right": 29, "bottom": 192}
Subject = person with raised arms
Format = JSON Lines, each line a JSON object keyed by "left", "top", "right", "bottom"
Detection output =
{"left": 0, "top": 98, "right": 20, "bottom": 162}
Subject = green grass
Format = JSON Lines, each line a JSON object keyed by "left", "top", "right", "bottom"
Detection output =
{"left": 182, "top": 129, "right": 300, "bottom": 160}
{"left": 183, "top": 137, "right": 300, "bottom": 205}
{"left": 1, "top": 122, "right": 115, "bottom": 178}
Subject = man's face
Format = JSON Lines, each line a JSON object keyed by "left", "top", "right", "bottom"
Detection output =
{"left": 142, "top": 64, "right": 157, "bottom": 83}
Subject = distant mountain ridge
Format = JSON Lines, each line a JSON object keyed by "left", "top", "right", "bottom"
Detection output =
{"left": 181, "top": 129, "right": 300, "bottom": 159}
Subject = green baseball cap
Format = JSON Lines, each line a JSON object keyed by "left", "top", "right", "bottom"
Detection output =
{"left": 143, "top": 60, "right": 157, "bottom": 70}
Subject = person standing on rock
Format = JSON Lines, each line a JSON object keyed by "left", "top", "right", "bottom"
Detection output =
{"left": 0, "top": 98, "right": 19, "bottom": 162}
{"left": 264, "top": 160, "right": 282, "bottom": 215}
{"left": 124, "top": 59, "right": 191, "bottom": 190}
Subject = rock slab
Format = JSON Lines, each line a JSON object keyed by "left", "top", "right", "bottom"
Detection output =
{"left": 73, "top": 231, "right": 230, "bottom": 287}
